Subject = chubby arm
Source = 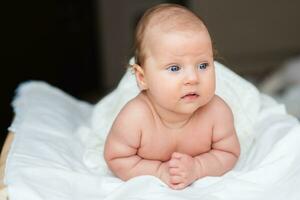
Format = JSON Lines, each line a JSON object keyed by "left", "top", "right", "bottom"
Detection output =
{"left": 104, "top": 100, "right": 165, "bottom": 181}
{"left": 194, "top": 97, "right": 240, "bottom": 178}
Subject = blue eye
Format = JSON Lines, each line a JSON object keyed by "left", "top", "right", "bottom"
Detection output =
{"left": 198, "top": 63, "right": 208, "bottom": 70}
{"left": 167, "top": 65, "right": 180, "bottom": 72}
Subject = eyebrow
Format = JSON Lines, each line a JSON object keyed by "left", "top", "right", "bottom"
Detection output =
{"left": 160, "top": 54, "right": 212, "bottom": 65}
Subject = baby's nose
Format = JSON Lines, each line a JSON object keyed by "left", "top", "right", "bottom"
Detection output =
{"left": 184, "top": 68, "right": 198, "bottom": 85}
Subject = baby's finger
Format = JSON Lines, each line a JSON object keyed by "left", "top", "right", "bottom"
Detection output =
{"left": 171, "top": 152, "right": 184, "bottom": 159}
{"left": 168, "top": 159, "right": 180, "bottom": 168}
{"left": 169, "top": 167, "right": 181, "bottom": 176}
{"left": 170, "top": 175, "right": 182, "bottom": 184}
{"left": 171, "top": 183, "right": 186, "bottom": 190}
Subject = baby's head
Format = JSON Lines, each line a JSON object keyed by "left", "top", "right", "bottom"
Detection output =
{"left": 132, "top": 4, "right": 216, "bottom": 114}
{"left": 133, "top": 3, "right": 213, "bottom": 67}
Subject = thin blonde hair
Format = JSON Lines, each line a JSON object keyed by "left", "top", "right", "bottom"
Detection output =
{"left": 132, "top": 3, "right": 218, "bottom": 67}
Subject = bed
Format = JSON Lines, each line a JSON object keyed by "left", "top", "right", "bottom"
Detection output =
{"left": 1, "top": 61, "right": 300, "bottom": 200}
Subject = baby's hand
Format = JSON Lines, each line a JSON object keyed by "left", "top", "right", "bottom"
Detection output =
{"left": 157, "top": 161, "right": 174, "bottom": 188}
{"left": 168, "top": 152, "right": 199, "bottom": 190}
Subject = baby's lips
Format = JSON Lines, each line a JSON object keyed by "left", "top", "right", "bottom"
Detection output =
{"left": 181, "top": 92, "right": 199, "bottom": 99}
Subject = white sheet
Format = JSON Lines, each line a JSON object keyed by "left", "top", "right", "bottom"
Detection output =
{"left": 5, "top": 63, "right": 300, "bottom": 200}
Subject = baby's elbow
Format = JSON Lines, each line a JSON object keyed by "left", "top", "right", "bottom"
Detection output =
{"left": 103, "top": 150, "right": 118, "bottom": 169}
{"left": 103, "top": 140, "right": 121, "bottom": 163}
{"left": 226, "top": 142, "right": 240, "bottom": 169}
{"left": 103, "top": 151, "right": 131, "bottom": 180}
{"left": 228, "top": 133, "right": 241, "bottom": 160}
{"left": 228, "top": 143, "right": 240, "bottom": 171}
{"left": 106, "top": 159, "right": 132, "bottom": 181}
{"left": 103, "top": 147, "right": 119, "bottom": 173}
{"left": 104, "top": 155, "right": 123, "bottom": 176}
{"left": 234, "top": 140, "right": 241, "bottom": 159}
{"left": 103, "top": 145, "right": 112, "bottom": 163}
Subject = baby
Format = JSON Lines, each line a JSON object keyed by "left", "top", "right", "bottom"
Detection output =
{"left": 104, "top": 3, "right": 240, "bottom": 190}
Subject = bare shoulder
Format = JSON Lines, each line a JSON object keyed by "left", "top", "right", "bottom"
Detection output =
{"left": 115, "top": 93, "right": 152, "bottom": 125}
{"left": 207, "top": 95, "right": 240, "bottom": 157}
{"left": 206, "top": 95, "right": 233, "bottom": 121}
{"left": 108, "top": 93, "right": 152, "bottom": 140}
{"left": 104, "top": 93, "right": 152, "bottom": 160}
{"left": 205, "top": 95, "right": 235, "bottom": 139}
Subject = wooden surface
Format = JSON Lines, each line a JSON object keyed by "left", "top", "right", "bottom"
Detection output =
{"left": 0, "top": 132, "right": 14, "bottom": 199}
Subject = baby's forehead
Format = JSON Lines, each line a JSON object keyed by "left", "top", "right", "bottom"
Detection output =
{"left": 135, "top": 5, "right": 211, "bottom": 65}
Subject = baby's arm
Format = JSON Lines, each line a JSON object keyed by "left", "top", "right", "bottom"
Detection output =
{"left": 104, "top": 100, "right": 168, "bottom": 182}
{"left": 168, "top": 97, "right": 240, "bottom": 189}
{"left": 194, "top": 97, "right": 240, "bottom": 178}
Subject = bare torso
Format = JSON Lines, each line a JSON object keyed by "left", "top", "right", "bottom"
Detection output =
{"left": 136, "top": 94, "right": 214, "bottom": 161}
{"left": 104, "top": 91, "right": 239, "bottom": 187}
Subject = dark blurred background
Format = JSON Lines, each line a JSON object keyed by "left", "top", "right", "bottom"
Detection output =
{"left": 2, "top": 0, "right": 300, "bottom": 148}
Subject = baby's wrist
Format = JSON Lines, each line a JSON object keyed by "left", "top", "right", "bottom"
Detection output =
{"left": 193, "top": 157, "right": 205, "bottom": 179}
{"left": 156, "top": 162, "right": 164, "bottom": 178}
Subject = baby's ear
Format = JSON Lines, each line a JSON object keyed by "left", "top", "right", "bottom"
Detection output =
{"left": 133, "top": 64, "right": 148, "bottom": 90}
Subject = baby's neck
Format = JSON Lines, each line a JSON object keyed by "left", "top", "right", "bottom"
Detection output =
{"left": 143, "top": 93, "right": 194, "bottom": 129}
{"left": 159, "top": 114, "right": 193, "bottom": 129}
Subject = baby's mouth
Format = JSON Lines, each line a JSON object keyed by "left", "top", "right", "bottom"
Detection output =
{"left": 181, "top": 92, "right": 199, "bottom": 99}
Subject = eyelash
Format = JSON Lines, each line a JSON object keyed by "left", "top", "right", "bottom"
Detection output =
{"left": 166, "top": 63, "right": 209, "bottom": 72}
{"left": 167, "top": 65, "right": 181, "bottom": 72}
{"left": 198, "top": 63, "right": 209, "bottom": 70}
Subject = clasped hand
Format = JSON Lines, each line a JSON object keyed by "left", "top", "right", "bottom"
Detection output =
{"left": 159, "top": 152, "right": 201, "bottom": 190}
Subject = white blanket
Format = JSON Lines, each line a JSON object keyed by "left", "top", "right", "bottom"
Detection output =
{"left": 5, "top": 62, "right": 300, "bottom": 200}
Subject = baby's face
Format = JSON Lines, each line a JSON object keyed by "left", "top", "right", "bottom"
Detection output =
{"left": 138, "top": 28, "right": 215, "bottom": 115}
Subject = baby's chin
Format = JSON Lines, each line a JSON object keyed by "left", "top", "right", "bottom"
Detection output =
{"left": 178, "top": 99, "right": 212, "bottom": 114}
{"left": 176, "top": 104, "right": 202, "bottom": 115}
